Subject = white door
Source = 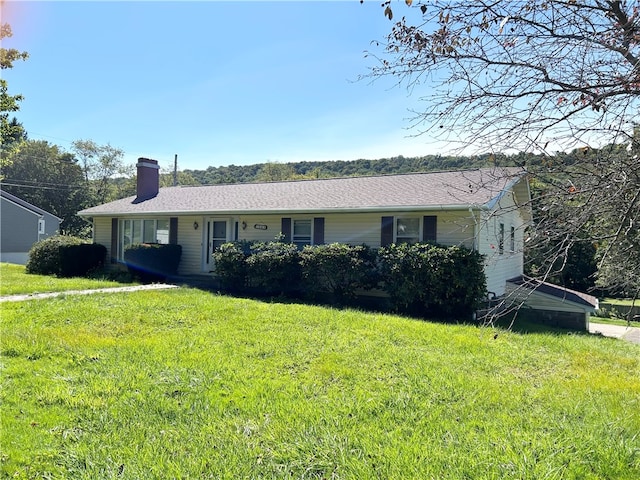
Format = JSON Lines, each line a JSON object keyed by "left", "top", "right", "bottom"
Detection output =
{"left": 202, "top": 218, "right": 229, "bottom": 272}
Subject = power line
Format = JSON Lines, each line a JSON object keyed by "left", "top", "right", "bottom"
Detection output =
{"left": 1, "top": 181, "right": 86, "bottom": 191}
{"left": 2, "top": 178, "right": 83, "bottom": 188}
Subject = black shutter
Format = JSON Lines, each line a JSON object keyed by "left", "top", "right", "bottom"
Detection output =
{"left": 381, "top": 216, "right": 394, "bottom": 247}
{"left": 423, "top": 215, "right": 437, "bottom": 243}
{"left": 313, "top": 217, "right": 325, "bottom": 245}
{"left": 169, "top": 217, "right": 178, "bottom": 244}
{"left": 110, "top": 218, "right": 118, "bottom": 263}
{"left": 281, "top": 217, "right": 292, "bottom": 242}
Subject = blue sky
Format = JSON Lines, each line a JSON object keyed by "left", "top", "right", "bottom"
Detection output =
{"left": 3, "top": 0, "right": 443, "bottom": 172}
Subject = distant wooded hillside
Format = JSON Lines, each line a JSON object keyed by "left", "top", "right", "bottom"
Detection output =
{"left": 183, "top": 153, "right": 534, "bottom": 185}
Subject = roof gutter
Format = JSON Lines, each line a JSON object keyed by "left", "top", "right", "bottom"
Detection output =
{"left": 79, "top": 204, "right": 489, "bottom": 218}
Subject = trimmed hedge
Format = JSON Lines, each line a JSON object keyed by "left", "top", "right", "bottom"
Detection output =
{"left": 211, "top": 241, "right": 250, "bottom": 292}
{"left": 300, "top": 243, "right": 378, "bottom": 304}
{"left": 378, "top": 243, "right": 487, "bottom": 317}
{"left": 245, "top": 241, "right": 302, "bottom": 296}
{"left": 212, "top": 240, "right": 486, "bottom": 318}
{"left": 26, "top": 235, "right": 85, "bottom": 276}
{"left": 124, "top": 243, "right": 182, "bottom": 282}
{"left": 58, "top": 243, "right": 107, "bottom": 277}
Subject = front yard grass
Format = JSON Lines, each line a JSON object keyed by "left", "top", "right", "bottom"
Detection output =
{"left": 0, "top": 263, "right": 135, "bottom": 296}
{"left": 593, "top": 297, "right": 640, "bottom": 327}
{"left": 590, "top": 316, "right": 640, "bottom": 328}
{"left": 2, "top": 285, "right": 639, "bottom": 479}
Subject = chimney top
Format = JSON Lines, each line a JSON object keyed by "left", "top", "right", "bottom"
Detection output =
{"left": 137, "top": 157, "right": 160, "bottom": 167}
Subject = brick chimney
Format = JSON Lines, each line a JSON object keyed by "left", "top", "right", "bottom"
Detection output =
{"left": 136, "top": 157, "right": 160, "bottom": 201}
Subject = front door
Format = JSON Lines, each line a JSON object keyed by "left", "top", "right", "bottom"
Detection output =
{"left": 202, "top": 218, "right": 229, "bottom": 272}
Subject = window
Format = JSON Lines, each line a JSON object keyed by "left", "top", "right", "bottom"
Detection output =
{"left": 119, "top": 219, "right": 169, "bottom": 260}
{"left": 293, "top": 219, "right": 312, "bottom": 248}
{"left": 211, "top": 220, "right": 227, "bottom": 250}
{"left": 498, "top": 223, "right": 505, "bottom": 255}
{"left": 510, "top": 226, "right": 516, "bottom": 252}
{"left": 38, "top": 218, "right": 45, "bottom": 235}
{"left": 396, "top": 217, "right": 420, "bottom": 244}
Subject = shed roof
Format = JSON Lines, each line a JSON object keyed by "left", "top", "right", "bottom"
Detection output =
{"left": 507, "top": 275, "right": 599, "bottom": 311}
{"left": 79, "top": 167, "right": 527, "bottom": 217}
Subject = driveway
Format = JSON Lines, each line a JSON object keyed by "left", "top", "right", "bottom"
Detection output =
{"left": 589, "top": 321, "right": 640, "bottom": 345}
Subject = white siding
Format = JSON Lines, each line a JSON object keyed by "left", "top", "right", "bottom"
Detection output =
{"left": 237, "top": 215, "right": 287, "bottom": 243}
{"left": 93, "top": 217, "right": 114, "bottom": 262}
{"left": 177, "top": 216, "right": 205, "bottom": 274}
{"left": 477, "top": 190, "right": 527, "bottom": 296}
{"left": 236, "top": 211, "right": 476, "bottom": 249}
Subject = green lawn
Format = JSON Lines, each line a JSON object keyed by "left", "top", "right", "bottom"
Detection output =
{"left": 603, "top": 298, "right": 639, "bottom": 307}
{"left": 590, "top": 316, "right": 640, "bottom": 327}
{"left": 1, "top": 275, "right": 639, "bottom": 478}
{"left": 0, "top": 263, "right": 134, "bottom": 296}
{"left": 593, "top": 297, "right": 640, "bottom": 326}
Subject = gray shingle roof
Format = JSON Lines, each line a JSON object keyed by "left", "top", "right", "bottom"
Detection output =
{"left": 79, "top": 167, "right": 526, "bottom": 216}
{"left": 507, "top": 275, "right": 599, "bottom": 309}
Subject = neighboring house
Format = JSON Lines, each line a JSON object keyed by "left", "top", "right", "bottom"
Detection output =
{"left": 1, "top": 190, "right": 62, "bottom": 264}
{"left": 78, "top": 158, "right": 595, "bottom": 328}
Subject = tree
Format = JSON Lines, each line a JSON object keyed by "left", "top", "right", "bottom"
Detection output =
{"left": 256, "top": 162, "right": 300, "bottom": 182}
{"left": 1, "top": 140, "right": 91, "bottom": 235}
{"left": 1, "top": 20, "right": 29, "bottom": 167}
{"left": 367, "top": 1, "right": 640, "bottom": 303}
{"left": 71, "top": 139, "right": 134, "bottom": 204}
{"left": 159, "top": 169, "right": 200, "bottom": 187}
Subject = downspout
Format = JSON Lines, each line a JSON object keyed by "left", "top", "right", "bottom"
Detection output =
{"left": 469, "top": 207, "right": 479, "bottom": 251}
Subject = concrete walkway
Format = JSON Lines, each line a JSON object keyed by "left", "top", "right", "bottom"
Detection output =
{"left": 0, "top": 283, "right": 179, "bottom": 303}
{"left": 589, "top": 321, "right": 640, "bottom": 345}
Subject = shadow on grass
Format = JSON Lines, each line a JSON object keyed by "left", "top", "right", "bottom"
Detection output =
{"left": 169, "top": 276, "right": 597, "bottom": 337}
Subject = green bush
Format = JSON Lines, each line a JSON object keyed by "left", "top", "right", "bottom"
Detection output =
{"left": 124, "top": 243, "right": 182, "bottom": 282}
{"left": 58, "top": 243, "right": 107, "bottom": 277}
{"left": 378, "top": 243, "right": 486, "bottom": 318}
{"left": 212, "top": 240, "right": 486, "bottom": 318}
{"left": 299, "top": 243, "right": 378, "bottom": 304}
{"left": 26, "top": 235, "right": 85, "bottom": 276}
{"left": 212, "top": 242, "right": 250, "bottom": 292}
{"left": 245, "top": 241, "right": 301, "bottom": 296}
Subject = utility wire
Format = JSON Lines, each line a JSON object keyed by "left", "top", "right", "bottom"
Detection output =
{"left": 1, "top": 181, "right": 86, "bottom": 191}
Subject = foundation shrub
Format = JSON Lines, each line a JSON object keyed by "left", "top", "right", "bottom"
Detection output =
{"left": 124, "top": 243, "right": 182, "bottom": 282}
{"left": 245, "top": 240, "right": 301, "bottom": 296}
{"left": 378, "top": 243, "right": 486, "bottom": 318}
{"left": 26, "top": 235, "right": 85, "bottom": 276}
{"left": 299, "top": 243, "right": 378, "bottom": 304}
{"left": 212, "top": 241, "right": 250, "bottom": 292}
{"left": 58, "top": 243, "right": 107, "bottom": 277}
